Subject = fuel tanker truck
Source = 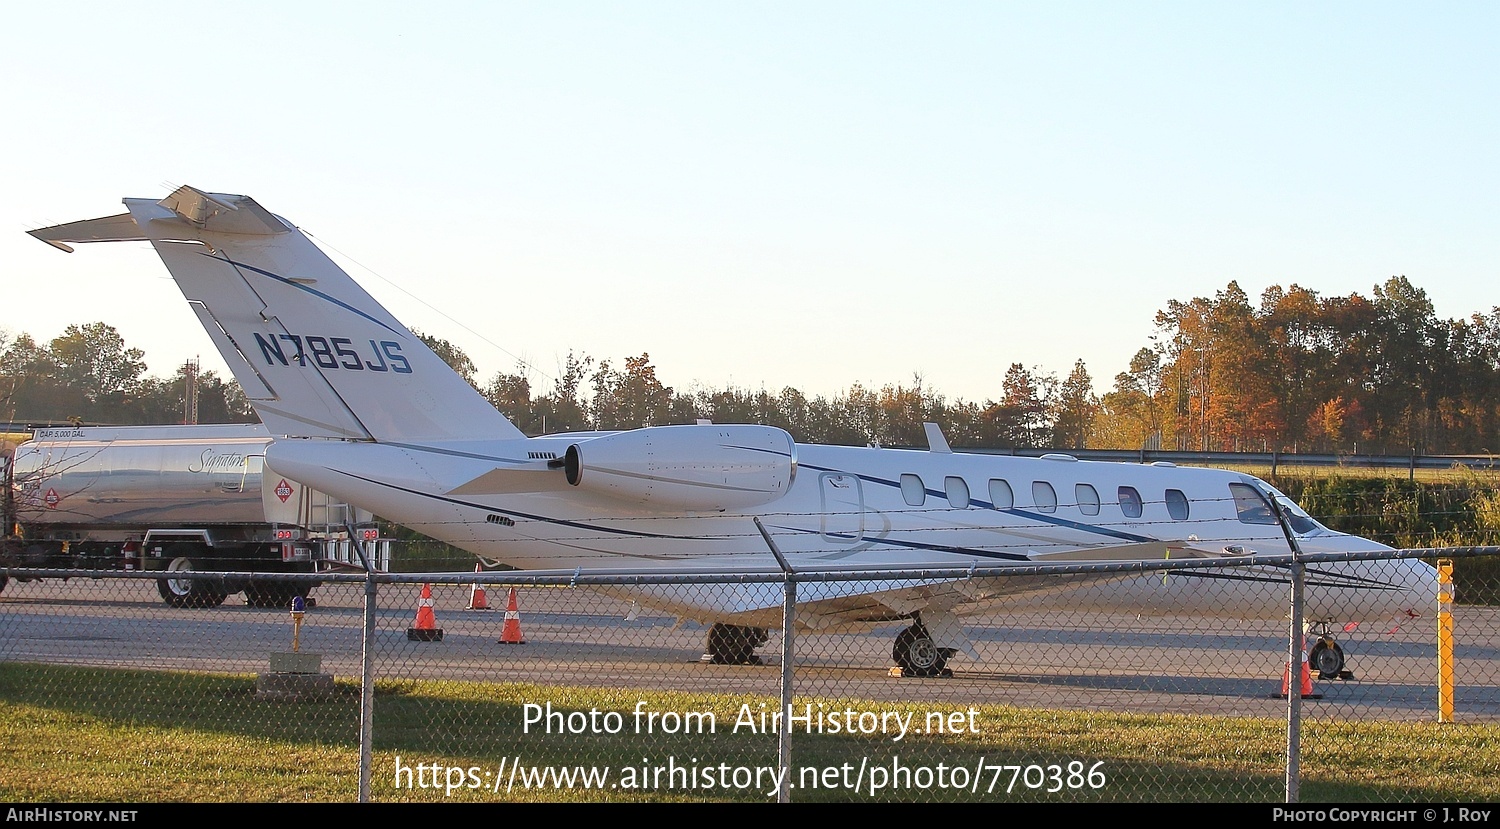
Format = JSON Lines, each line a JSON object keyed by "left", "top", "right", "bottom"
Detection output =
{"left": 1, "top": 423, "right": 389, "bottom": 607}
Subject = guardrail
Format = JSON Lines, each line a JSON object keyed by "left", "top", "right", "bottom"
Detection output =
{"left": 933, "top": 446, "right": 1500, "bottom": 475}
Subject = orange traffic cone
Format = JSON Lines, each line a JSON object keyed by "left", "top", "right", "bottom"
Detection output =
{"left": 498, "top": 587, "right": 526, "bottom": 644}
{"left": 467, "top": 564, "right": 490, "bottom": 610}
{"left": 407, "top": 583, "right": 444, "bottom": 641}
{"left": 1281, "top": 636, "right": 1318, "bottom": 699}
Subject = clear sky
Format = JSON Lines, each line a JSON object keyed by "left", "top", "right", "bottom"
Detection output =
{"left": 3, "top": 2, "right": 1497, "bottom": 408}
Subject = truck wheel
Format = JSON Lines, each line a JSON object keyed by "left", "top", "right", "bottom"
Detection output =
{"left": 157, "top": 555, "right": 228, "bottom": 608}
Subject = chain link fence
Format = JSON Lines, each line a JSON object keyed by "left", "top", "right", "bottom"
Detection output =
{"left": 2, "top": 548, "right": 1498, "bottom": 803}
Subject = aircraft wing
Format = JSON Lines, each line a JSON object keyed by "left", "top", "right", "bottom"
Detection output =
{"left": 446, "top": 465, "right": 573, "bottom": 496}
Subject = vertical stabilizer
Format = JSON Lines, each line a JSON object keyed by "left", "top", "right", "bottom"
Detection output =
{"left": 29, "top": 187, "right": 525, "bottom": 444}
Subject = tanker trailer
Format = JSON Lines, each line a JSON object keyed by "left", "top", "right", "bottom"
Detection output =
{"left": 2, "top": 423, "right": 388, "bottom": 607}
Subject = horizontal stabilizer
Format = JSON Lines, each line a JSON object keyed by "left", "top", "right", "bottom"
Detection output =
{"left": 27, "top": 213, "right": 144, "bottom": 252}
{"left": 28, "top": 186, "right": 290, "bottom": 252}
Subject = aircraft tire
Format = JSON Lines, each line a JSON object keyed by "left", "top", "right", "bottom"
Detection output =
{"left": 705, "top": 623, "right": 767, "bottom": 665}
{"left": 893, "top": 624, "right": 948, "bottom": 677}
{"left": 156, "top": 552, "right": 229, "bottom": 608}
{"left": 1309, "top": 638, "right": 1345, "bottom": 678}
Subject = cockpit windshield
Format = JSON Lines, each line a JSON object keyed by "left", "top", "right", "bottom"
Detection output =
{"left": 1268, "top": 486, "right": 1332, "bottom": 535}
{"left": 1240, "top": 478, "right": 1334, "bottom": 536}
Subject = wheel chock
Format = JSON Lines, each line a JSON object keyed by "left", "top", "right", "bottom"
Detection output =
{"left": 888, "top": 666, "right": 954, "bottom": 678}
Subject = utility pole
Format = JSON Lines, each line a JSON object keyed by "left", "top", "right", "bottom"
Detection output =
{"left": 182, "top": 358, "right": 199, "bottom": 425}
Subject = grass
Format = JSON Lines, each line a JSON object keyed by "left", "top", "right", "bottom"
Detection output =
{"left": 1, "top": 663, "right": 1498, "bottom": 803}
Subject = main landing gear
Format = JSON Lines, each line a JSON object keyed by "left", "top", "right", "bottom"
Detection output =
{"left": 697, "top": 617, "right": 964, "bottom": 677}
{"left": 702, "top": 623, "right": 770, "bottom": 665}
{"left": 892, "top": 622, "right": 954, "bottom": 678}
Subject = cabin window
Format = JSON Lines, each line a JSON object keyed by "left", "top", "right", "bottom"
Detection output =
{"left": 900, "top": 473, "right": 926, "bottom": 507}
{"left": 945, "top": 476, "right": 970, "bottom": 509}
{"left": 1165, "top": 488, "right": 1190, "bottom": 520}
{"left": 1032, "top": 481, "right": 1057, "bottom": 513}
{"left": 1076, "top": 483, "right": 1100, "bottom": 516}
{"left": 989, "top": 479, "right": 1014, "bottom": 509}
{"left": 1230, "top": 482, "right": 1278, "bottom": 524}
{"left": 1118, "top": 486, "right": 1143, "bottom": 519}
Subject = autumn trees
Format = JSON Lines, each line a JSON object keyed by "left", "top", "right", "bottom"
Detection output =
{"left": 1126, "top": 276, "right": 1500, "bottom": 455}
{"left": 459, "top": 274, "right": 1498, "bottom": 455}
{"left": 464, "top": 356, "right": 1083, "bottom": 451}
{"left": 5, "top": 273, "right": 1498, "bottom": 455}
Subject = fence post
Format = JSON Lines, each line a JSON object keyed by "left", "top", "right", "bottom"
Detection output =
{"left": 1439, "top": 558, "right": 1455, "bottom": 723}
{"left": 779, "top": 574, "right": 795, "bottom": 804}
{"left": 356, "top": 571, "right": 376, "bottom": 802}
{"left": 754, "top": 517, "right": 796, "bottom": 804}
{"left": 1268, "top": 494, "right": 1307, "bottom": 803}
{"left": 1286, "top": 559, "right": 1305, "bottom": 803}
{"left": 346, "top": 524, "right": 379, "bottom": 803}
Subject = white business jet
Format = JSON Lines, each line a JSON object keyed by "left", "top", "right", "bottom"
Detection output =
{"left": 28, "top": 187, "right": 1438, "bottom": 677}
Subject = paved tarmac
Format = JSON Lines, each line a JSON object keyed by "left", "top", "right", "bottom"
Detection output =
{"left": 2, "top": 575, "right": 1498, "bottom": 722}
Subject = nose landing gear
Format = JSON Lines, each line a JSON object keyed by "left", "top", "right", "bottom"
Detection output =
{"left": 1307, "top": 620, "right": 1354, "bottom": 680}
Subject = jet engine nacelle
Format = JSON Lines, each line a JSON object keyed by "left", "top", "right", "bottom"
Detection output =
{"left": 563, "top": 424, "right": 796, "bottom": 511}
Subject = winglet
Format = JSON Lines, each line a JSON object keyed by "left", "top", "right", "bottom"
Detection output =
{"left": 924, "top": 422, "right": 952, "bottom": 453}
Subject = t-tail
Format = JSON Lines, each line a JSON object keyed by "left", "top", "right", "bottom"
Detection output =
{"left": 29, "top": 186, "right": 523, "bottom": 444}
